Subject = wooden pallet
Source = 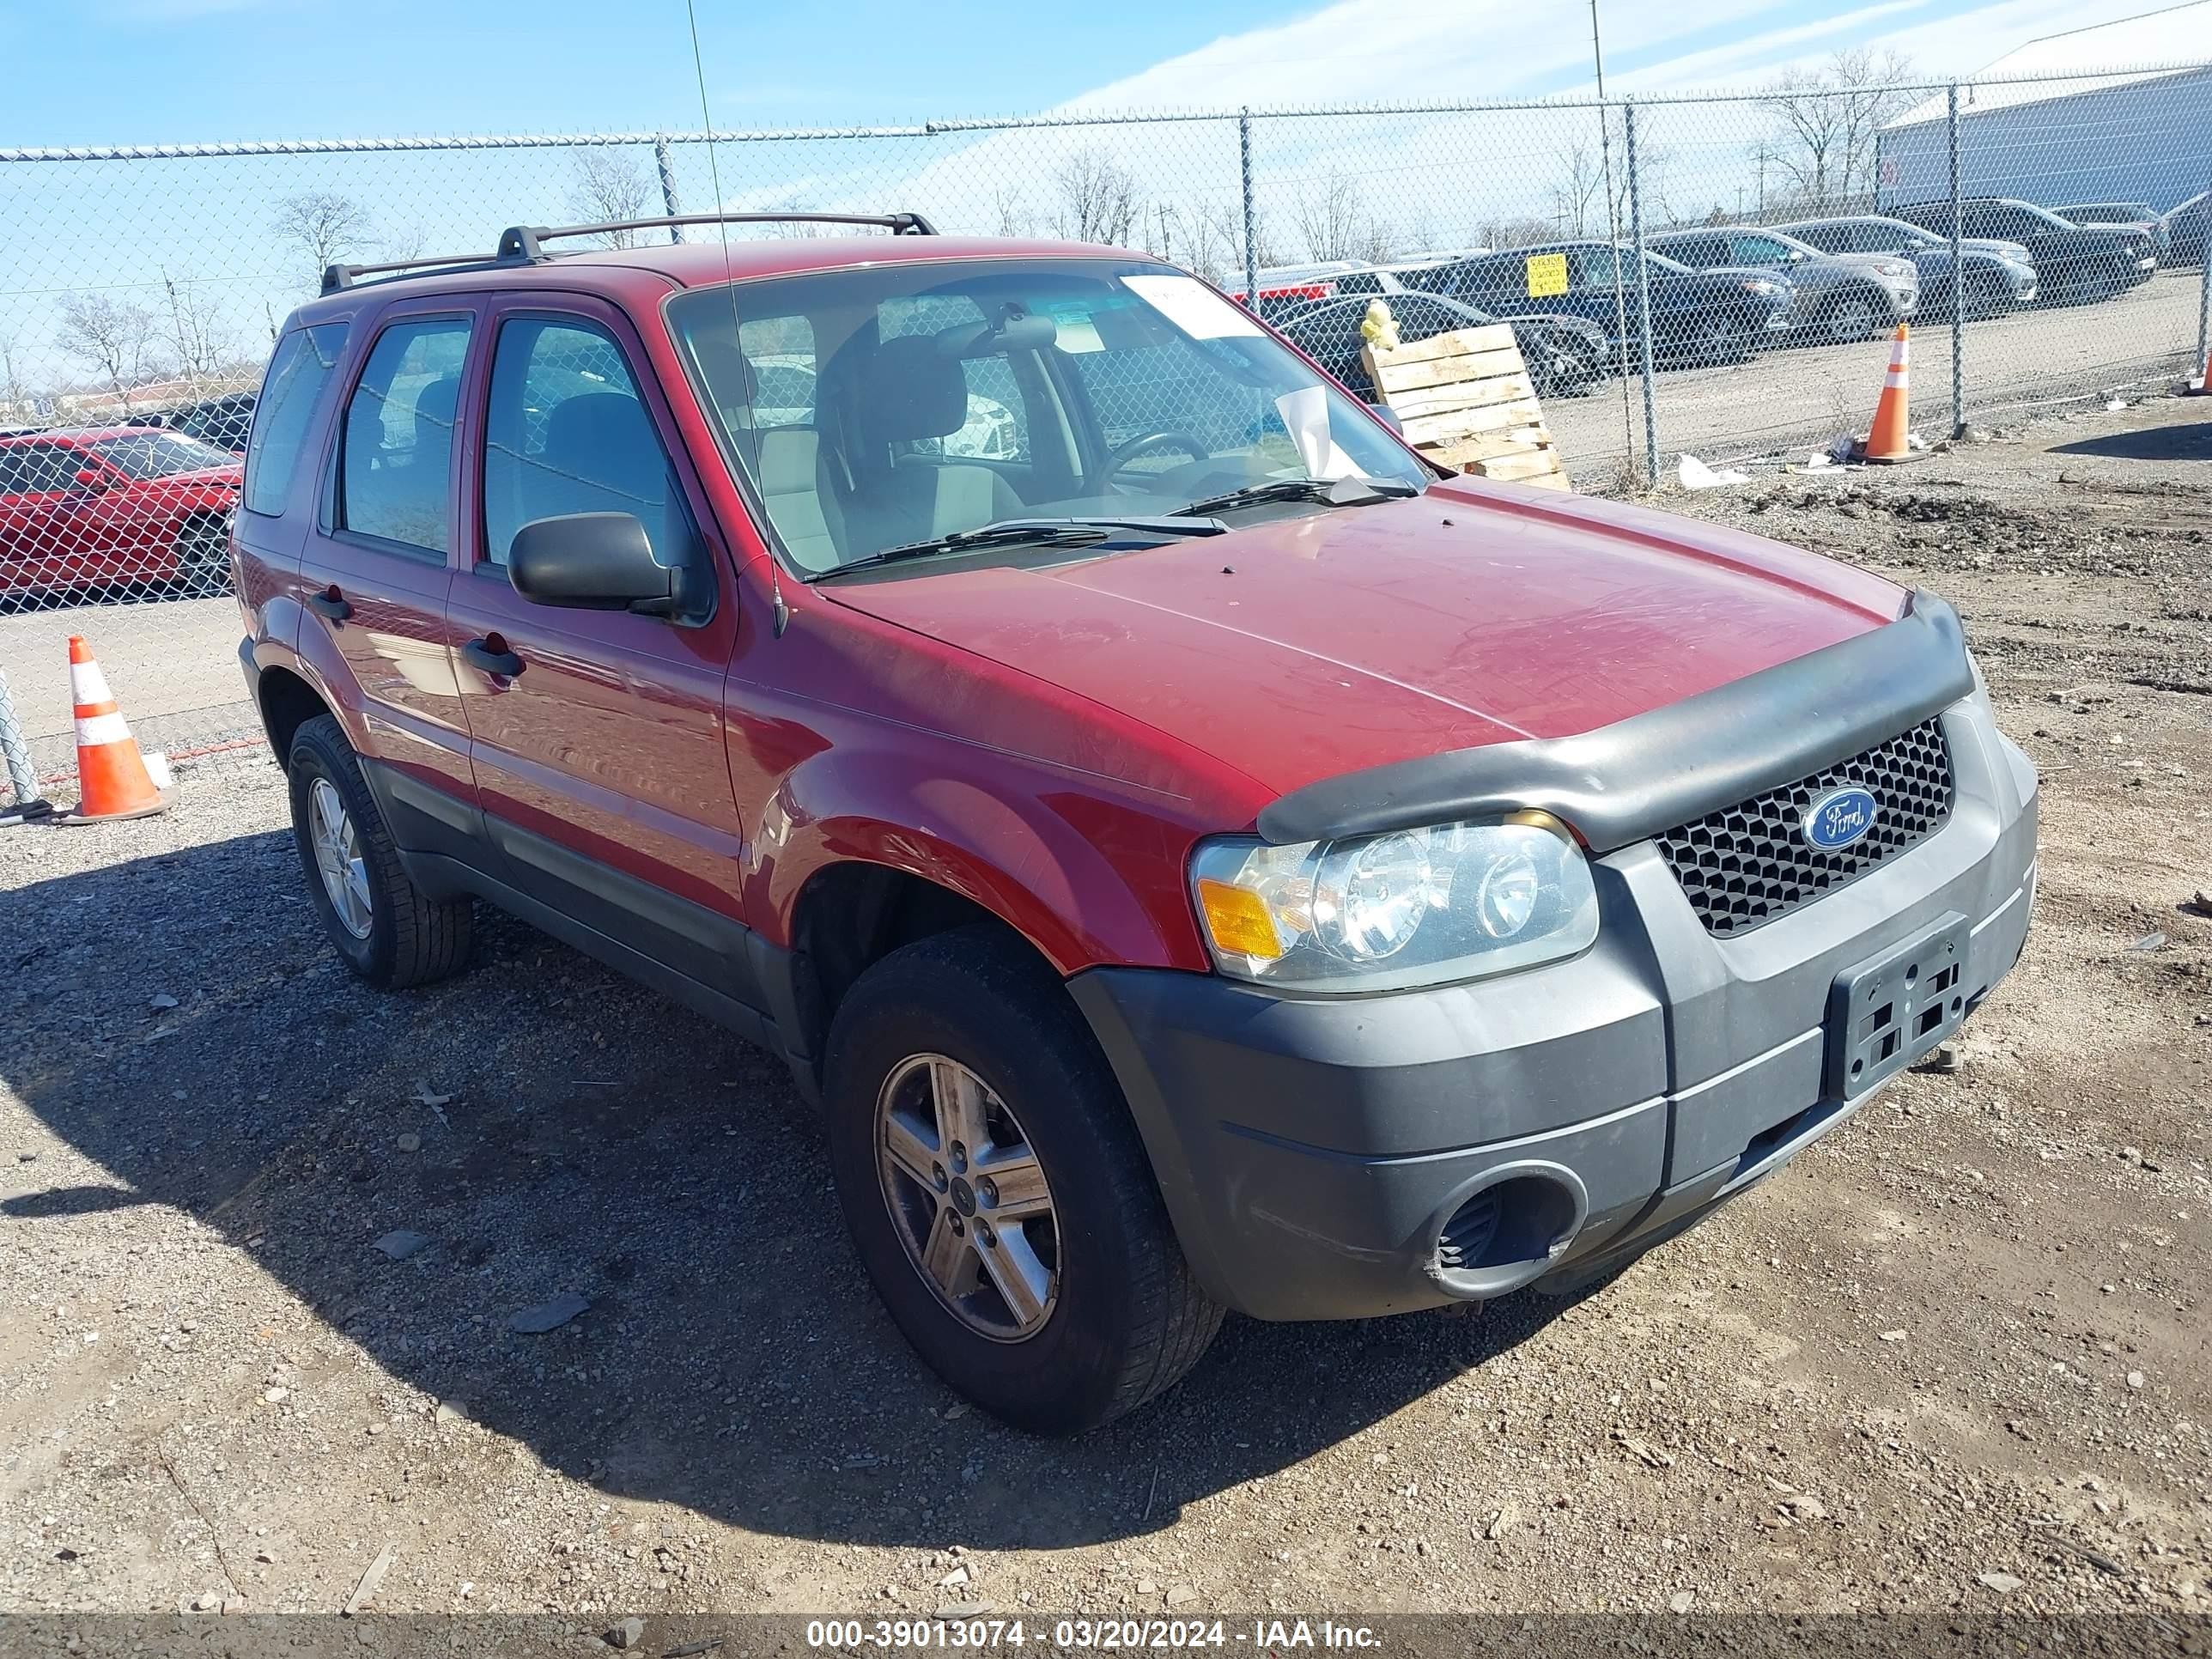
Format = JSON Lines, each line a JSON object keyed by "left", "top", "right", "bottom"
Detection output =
{"left": 1362, "top": 323, "right": 1571, "bottom": 490}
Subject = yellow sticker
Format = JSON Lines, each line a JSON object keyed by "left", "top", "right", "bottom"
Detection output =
{"left": 1525, "top": 252, "right": 1569, "bottom": 299}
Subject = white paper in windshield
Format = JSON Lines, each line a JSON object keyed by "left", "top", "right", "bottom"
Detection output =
{"left": 1122, "top": 274, "right": 1264, "bottom": 339}
{"left": 1273, "top": 386, "right": 1362, "bottom": 479}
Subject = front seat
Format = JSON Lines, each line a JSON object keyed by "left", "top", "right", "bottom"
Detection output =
{"left": 832, "top": 333, "right": 1020, "bottom": 552}
{"left": 688, "top": 337, "right": 845, "bottom": 572}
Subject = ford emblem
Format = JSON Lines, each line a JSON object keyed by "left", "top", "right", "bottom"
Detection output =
{"left": 1803, "top": 786, "right": 1878, "bottom": 851}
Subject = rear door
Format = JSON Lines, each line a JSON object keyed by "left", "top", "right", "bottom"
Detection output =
{"left": 443, "top": 295, "right": 760, "bottom": 1013}
{"left": 0, "top": 442, "right": 86, "bottom": 597}
{"left": 298, "top": 300, "right": 483, "bottom": 842}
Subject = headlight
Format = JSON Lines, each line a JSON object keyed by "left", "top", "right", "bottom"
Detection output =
{"left": 1741, "top": 278, "right": 1785, "bottom": 296}
{"left": 1188, "top": 814, "right": 1599, "bottom": 993}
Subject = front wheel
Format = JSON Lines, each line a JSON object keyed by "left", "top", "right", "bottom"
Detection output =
{"left": 1822, "top": 289, "right": 1881, "bottom": 343}
{"left": 823, "top": 927, "right": 1222, "bottom": 1433}
{"left": 173, "top": 514, "right": 231, "bottom": 598}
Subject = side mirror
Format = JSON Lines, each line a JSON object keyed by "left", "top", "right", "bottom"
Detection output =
{"left": 74, "top": 467, "right": 110, "bottom": 493}
{"left": 1367, "top": 403, "right": 1404, "bottom": 435}
{"left": 507, "top": 513, "right": 676, "bottom": 614}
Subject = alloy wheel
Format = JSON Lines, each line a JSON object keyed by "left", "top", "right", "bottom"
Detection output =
{"left": 875, "top": 1054, "right": 1060, "bottom": 1341}
{"left": 1827, "top": 295, "right": 1877, "bottom": 342}
{"left": 307, "top": 777, "right": 373, "bottom": 939}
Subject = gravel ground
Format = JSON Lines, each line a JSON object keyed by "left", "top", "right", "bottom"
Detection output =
{"left": 1, "top": 397, "right": 2208, "bottom": 1645}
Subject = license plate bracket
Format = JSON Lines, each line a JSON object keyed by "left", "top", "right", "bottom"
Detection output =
{"left": 1825, "top": 910, "right": 1971, "bottom": 1100}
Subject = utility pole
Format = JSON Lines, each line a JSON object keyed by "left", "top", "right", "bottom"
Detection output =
{"left": 1591, "top": 0, "right": 1635, "bottom": 480}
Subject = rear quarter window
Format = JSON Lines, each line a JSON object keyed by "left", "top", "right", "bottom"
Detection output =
{"left": 243, "top": 323, "right": 348, "bottom": 518}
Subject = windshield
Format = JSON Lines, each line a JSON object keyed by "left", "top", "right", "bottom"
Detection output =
{"left": 88, "top": 431, "right": 236, "bottom": 478}
{"left": 666, "top": 258, "right": 1427, "bottom": 577}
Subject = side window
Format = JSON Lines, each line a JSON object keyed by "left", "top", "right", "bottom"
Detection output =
{"left": 1957, "top": 205, "right": 1996, "bottom": 237}
{"left": 483, "top": 317, "right": 690, "bottom": 568}
{"left": 738, "top": 314, "right": 817, "bottom": 427}
{"left": 7, "top": 443, "right": 82, "bottom": 493}
{"left": 244, "top": 323, "right": 346, "bottom": 518}
{"left": 340, "top": 317, "right": 471, "bottom": 554}
{"left": 1571, "top": 247, "right": 1620, "bottom": 288}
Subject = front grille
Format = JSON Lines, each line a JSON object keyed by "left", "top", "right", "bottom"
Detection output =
{"left": 1656, "top": 719, "right": 1955, "bottom": 937}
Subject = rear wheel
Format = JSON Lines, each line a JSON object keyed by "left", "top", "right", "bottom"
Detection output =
{"left": 286, "top": 714, "right": 472, "bottom": 989}
{"left": 173, "top": 514, "right": 230, "bottom": 598}
{"left": 824, "top": 927, "right": 1223, "bottom": 1433}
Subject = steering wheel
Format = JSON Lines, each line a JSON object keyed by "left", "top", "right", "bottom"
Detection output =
{"left": 1101, "top": 429, "right": 1211, "bottom": 484}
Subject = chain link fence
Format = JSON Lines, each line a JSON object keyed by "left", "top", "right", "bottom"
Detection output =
{"left": 3, "top": 64, "right": 2210, "bottom": 801}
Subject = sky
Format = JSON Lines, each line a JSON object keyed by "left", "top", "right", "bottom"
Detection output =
{"left": 4, "top": 0, "right": 2205, "bottom": 146}
{"left": 3, "top": 0, "right": 2205, "bottom": 400}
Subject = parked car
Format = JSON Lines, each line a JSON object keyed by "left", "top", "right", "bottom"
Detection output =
{"left": 1403, "top": 240, "right": 1795, "bottom": 366}
{"left": 2055, "top": 201, "right": 2170, "bottom": 262}
{"left": 236, "top": 214, "right": 2038, "bottom": 1432}
{"left": 1776, "top": 216, "right": 2038, "bottom": 319}
{"left": 1276, "top": 287, "right": 1607, "bottom": 399}
{"left": 168, "top": 391, "right": 259, "bottom": 453}
{"left": 1649, "top": 226, "right": 1916, "bottom": 343}
{"left": 2159, "top": 191, "right": 2209, "bottom": 267}
{"left": 1, "top": 427, "right": 240, "bottom": 603}
{"left": 1891, "top": 198, "right": 2156, "bottom": 304}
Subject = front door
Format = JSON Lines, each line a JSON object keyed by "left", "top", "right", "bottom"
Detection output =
{"left": 443, "top": 296, "right": 758, "bottom": 1013}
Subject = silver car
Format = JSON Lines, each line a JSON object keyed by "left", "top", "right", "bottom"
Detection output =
{"left": 1650, "top": 226, "right": 1917, "bottom": 343}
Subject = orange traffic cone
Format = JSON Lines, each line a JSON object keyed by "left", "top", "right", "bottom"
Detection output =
{"left": 1853, "top": 324, "right": 1917, "bottom": 464}
{"left": 2187, "top": 344, "right": 2212, "bottom": 396}
{"left": 60, "top": 635, "right": 173, "bottom": 823}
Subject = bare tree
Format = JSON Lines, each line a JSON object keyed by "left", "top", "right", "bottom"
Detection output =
{"left": 1293, "top": 173, "right": 1367, "bottom": 262}
{"left": 568, "top": 148, "right": 656, "bottom": 246}
{"left": 0, "top": 330, "right": 27, "bottom": 421}
{"left": 1552, "top": 143, "right": 1607, "bottom": 237}
{"left": 1052, "top": 149, "right": 1139, "bottom": 245}
{"left": 161, "top": 271, "right": 237, "bottom": 386}
{"left": 272, "top": 192, "right": 375, "bottom": 289}
{"left": 989, "top": 186, "right": 1037, "bottom": 238}
{"left": 57, "top": 293, "right": 167, "bottom": 404}
{"left": 1762, "top": 49, "right": 1916, "bottom": 212}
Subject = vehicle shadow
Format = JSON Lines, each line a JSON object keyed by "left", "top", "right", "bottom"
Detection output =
{"left": 0, "top": 828, "right": 1587, "bottom": 1551}
{"left": 2051, "top": 418, "right": 2212, "bottom": 463}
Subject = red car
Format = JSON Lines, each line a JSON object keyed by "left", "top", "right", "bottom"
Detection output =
{"left": 0, "top": 427, "right": 240, "bottom": 603}
{"left": 234, "top": 213, "right": 2038, "bottom": 1432}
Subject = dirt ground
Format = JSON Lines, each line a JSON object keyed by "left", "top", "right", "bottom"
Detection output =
{"left": 1, "top": 397, "right": 2208, "bottom": 1645}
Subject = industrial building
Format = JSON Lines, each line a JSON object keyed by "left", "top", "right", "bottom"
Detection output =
{"left": 1878, "top": 0, "right": 2212, "bottom": 213}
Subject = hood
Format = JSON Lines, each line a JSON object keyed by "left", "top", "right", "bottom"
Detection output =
{"left": 1823, "top": 251, "right": 1917, "bottom": 281}
{"left": 820, "top": 484, "right": 1905, "bottom": 801}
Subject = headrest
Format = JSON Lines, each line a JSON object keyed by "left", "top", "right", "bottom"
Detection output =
{"left": 690, "top": 337, "right": 757, "bottom": 407}
{"left": 412, "top": 375, "right": 460, "bottom": 439}
{"left": 542, "top": 392, "right": 662, "bottom": 490}
{"left": 852, "top": 333, "right": 969, "bottom": 446}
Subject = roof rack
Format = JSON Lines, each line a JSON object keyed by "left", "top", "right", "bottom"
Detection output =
{"left": 321, "top": 251, "right": 516, "bottom": 295}
{"left": 319, "top": 210, "right": 939, "bottom": 296}
{"left": 495, "top": 210, "right": 939, "bottom": 261}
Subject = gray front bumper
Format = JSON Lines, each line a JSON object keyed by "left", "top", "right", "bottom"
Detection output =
{"left": 1073, "top": 694, "right": 2038, "bottom": 1322}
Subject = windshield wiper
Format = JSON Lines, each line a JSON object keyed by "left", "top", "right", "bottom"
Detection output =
{"left": 1175, "top": 475, "right": 1422, "bottom": 518}
{"left": 811, "top": 515, "right": 1226, "bottom": 582}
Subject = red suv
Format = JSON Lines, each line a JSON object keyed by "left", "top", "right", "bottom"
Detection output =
{"left": 2, "top": 427, "right": 240, "bottom": 603}
{"left": 234, "top": 212, "right": 2039, "bottom": 1432}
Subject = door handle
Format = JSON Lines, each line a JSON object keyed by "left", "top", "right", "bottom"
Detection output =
{"left": 306, "top": 587, "right": 351, "bottom": 622}
{"left": 461, "top": 637, "right": 525, "bottom": 678}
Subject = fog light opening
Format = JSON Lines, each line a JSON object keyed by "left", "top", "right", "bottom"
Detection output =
{"left": 1431, "top": 1172, "right": 1585, "bottom": 1297}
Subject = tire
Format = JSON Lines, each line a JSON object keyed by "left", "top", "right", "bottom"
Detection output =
{"left": 823, "top": 926, "right": 1223, "bottom": 1434}
{"left": 286, "top": 714, "right": 472, "bottom": 989}
{"left": 1687, "top": 310, "right": 1750, "bottom": 365}
{"left": 173, "top": 513, "right": 231, "bottom": 598}
{"left": 1821, "top": 289, "right": 1881, "bottom": 343}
